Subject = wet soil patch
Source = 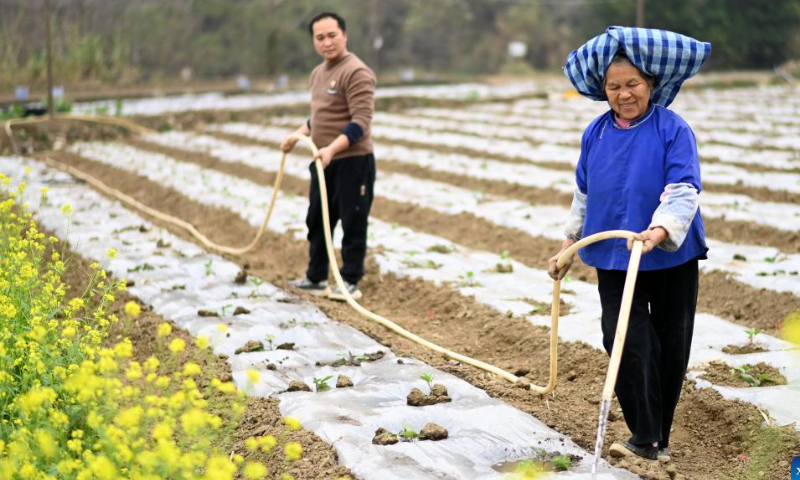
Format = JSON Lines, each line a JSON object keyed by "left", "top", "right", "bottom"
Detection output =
{"left": 699, "top": 361, "right": 787, "bottom": 388}
{"left": 43, "top": 148, "right": 799, "bottom": 480}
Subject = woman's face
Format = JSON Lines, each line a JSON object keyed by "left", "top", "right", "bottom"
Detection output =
{"left": 604, "top": 62, "right": 653, "bottom": 120}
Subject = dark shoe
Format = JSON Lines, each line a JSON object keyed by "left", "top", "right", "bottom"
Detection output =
{"left": 657, "top": 447, "right": 671, "bottom": 462}
{"left": 609, "top": 441, "right": 657, "bottom": 460}
{"left": 288, "top": 276, "right": 329, "bottom": 296}
{"left": 327, "top": 281, "right": 362, "bottom": 301}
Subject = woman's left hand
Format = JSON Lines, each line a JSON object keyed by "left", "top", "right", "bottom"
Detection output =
{"left": 627, "top": 227, "right": 668, "bottom": 254}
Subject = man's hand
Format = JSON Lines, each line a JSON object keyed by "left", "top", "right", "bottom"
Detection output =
{"left": 280, "top": 135, "right": 299, "bottom": 153}
{"left": 627, "top": 227, "right": 668, "bottom": 254}
{"left": 548, "top": 238, "right": 576, "bottom": 281}
{"left": 314, "top": 147, "right": 335, "bottom": 168}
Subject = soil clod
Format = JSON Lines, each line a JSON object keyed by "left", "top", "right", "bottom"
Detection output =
{"left": 419, "top": 422, "right": 448, "bottom": 441}
{"left": 336, "top": 374, "right": 354, "bottom": 388}
{"left": 286, "top": 380, "right": 312, "bottom": 392}
{"left": 372, "top": 428, "right": 399, "bottom": 445}
{"left": 407, "top": 386, "right": 452, "bottom": 406}
{"left": 234, "top": 340, "right": 264, "bottom": 355}
{"left": 234, "top": 270, "right": 248, "bottom": 284}
{"left": 276, "top": 342, "right": 295, "bottom": 351}
{"left": 197, "top": 309, "right": 218, "bottom": 317}
{"left": 233, "top": 306, "right": 250, "bottom": 315}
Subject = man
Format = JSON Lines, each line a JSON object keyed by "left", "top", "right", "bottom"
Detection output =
{"left": 281, "top": 12, "right": 376, "bottom": 301}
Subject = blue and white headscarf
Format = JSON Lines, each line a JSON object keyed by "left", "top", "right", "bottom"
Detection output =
{"left": 564, "top": 26, "right": 711, "bottom": 107}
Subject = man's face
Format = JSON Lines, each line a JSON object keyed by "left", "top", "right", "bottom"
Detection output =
{"left": 312, "top": 17, "right": 347, "bottom": 62}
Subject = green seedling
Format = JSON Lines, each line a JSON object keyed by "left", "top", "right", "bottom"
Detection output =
{"left": 265, "top": 334, "right": 276, "bottom": 351}
{"left": 427, "top": 244, "right": 454, "bottom": 254}
{"left": 420, "top": 373, "right": 435, "bottom": 394}
{"left": 398, "top": 425, "right": 419, "bottom": 440}
{"left": 220, "top": 304, "right": 234, "bottom": 316}
{"left": 457, "top": 271, "right": 481, "bottom": 287}
{"left": 249, "top": 277, "right": 264, "bottom": 287}
{"left": 204, "top": 259, "right": 213, "bottom": 276}
{"left": 764, "top": 254, "right": 779, "bottom": 263}
{"left": 279, "top": 318, "right": 297, "bottom": 329}
{"left": 745, "top": 328, "right": 764, "bottom": 346}
{"left": 313, "top": 375, "right": 333, "bottom": 392}
{"left": 730, "top": 364, "right": 772, "bottom": 387}
{"left": 551, "top": 455, "right": 572, "bottom": 471}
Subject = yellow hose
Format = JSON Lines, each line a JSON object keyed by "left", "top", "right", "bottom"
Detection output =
{"left": 6, "top": 119, "right": 644, "bottom": 396}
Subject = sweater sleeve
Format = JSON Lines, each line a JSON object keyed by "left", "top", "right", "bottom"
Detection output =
{"left": 650, "top": 183, "right": 699, "bottom": 252}
{"left": 345, "top": 68, "right": 376, "bottom": 135}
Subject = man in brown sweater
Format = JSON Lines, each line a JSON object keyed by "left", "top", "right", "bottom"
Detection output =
{"left": 281, "top": 12, "right": 376, "bottom": 301}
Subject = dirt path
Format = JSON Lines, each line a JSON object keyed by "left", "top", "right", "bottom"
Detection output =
{"left": 43, "top": 148, "right": 800, "bottom": 480}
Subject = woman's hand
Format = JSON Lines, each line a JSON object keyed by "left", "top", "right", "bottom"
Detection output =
{"left": 627, "top": 227, "right": 668, "bottom": 254}
{"left": 548, "top": 238, "right": 576, "bottom": 281}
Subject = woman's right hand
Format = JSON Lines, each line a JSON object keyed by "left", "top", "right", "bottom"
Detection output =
{"left": 548, "top": 239, "right": 576, "bottom": 281}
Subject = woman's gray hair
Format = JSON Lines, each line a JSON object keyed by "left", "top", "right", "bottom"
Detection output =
{"left": 603, "top": 51, "right": 656, "bottom": 89}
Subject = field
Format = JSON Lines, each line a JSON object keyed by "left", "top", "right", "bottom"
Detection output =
{"left": 2, "top": 80, "right": 800, "bottom": 480}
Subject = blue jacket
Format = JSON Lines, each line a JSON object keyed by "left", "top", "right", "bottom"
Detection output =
{"left": 576, "top": 104, "right": 708, "bottom": 271}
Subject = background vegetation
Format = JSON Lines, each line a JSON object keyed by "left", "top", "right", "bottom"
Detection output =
{"left": 1, "top": 0, "right": 799, "bottom": 90}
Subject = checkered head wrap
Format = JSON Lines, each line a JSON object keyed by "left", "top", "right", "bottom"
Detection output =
{"left": 564, "top": 26, "right": 712, "bottom": 107}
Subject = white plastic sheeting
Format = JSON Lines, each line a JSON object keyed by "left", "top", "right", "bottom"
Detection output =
{"left": 71, "top": 139, "right": 800, "bottom": 298}
{"left": 0, "top": 156, "right": 635, "bottom": 480}
{"left": 73, "top": 82, "right": 550, "bottom": 118}
{"left": 50, "top": 143, "right": 800, "bottom": 430}
{"left": 248, "top": 119, "right": 800, "bottom": 194}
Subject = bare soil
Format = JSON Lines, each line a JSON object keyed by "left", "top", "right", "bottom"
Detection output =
{"left": 699, "top": 361, "right": 787, "bottom": 388}
{"left": 41, "top": 146, "right": 800, "bottom": 480}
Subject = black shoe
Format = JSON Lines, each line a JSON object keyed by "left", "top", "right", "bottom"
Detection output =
{"left": 609, "top": 441, "right": 657, "bottom": 460}
{"left": 327, "top": 281, "right": 362, "bottom": 301}
{"left": 657, "top": 447, "right": 671, "bottom": 462}
{"left": 288, "top": 276, "right": 330, "bottom": 296}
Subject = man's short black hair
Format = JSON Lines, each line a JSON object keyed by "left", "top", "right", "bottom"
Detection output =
{"left": 309, "top": 12, "right": 346, "bottom": 36}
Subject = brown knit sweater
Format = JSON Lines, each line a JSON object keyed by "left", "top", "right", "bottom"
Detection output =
{"left": 309, "top": 53, "right": 376, "bottom": 159}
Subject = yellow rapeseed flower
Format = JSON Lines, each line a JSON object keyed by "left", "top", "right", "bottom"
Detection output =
{"left": 243, "top": 462, "right": 268, "bottom": 479}
{"left": 183, "top": 362, "right": 202, "bottom": 377}
{"left": 106, "top": 248, "right": 117, "bottom": 259}
{"left": 124, "top": 301, "right": 141, "bottom": 318}
{"left": 782, "top": 312, "right": 800, "bottom": 346}
{"left": 284, "top": 442, "right": 302, "bottom": 461}
{"left": 157, "top": 322, "right": 172, "bottom": 337}
{"left": 217, "top": 323, "right": 228, "bottom": 333}
{"left": 258, "top": 435, "right": 277, "bottom": 453}
{"left": 169, "top": 338, "right": 186, "bottom": 353}
{"left": 244, "top": 437, "right": 259, "bottom": 451}
{"left": 152, "top": 422, "right": 173, "bottom": 441}
{"left": 34, "top": 430, "right": 58, "bottom": 459}
{"left": 246, "top": 369, "right": 260, "bottom": 384}
{"left": 60, "top": 203, "right": 72, "bottom": 215}
{"left": 62, "top": 326, "right": 77, "bottom": 338}
{"left": 284, "top": 417, "right": 302, "bottom": 431}
{"left": 195, "top": 335, "right": 210, "bottom": 349}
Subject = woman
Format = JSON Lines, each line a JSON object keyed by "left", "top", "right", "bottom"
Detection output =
{"left": 549, "top": 27, "right": 711, "bottom": 462}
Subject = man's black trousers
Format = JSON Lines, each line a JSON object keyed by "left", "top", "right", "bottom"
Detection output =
{"left": 306, "top": 154, "right": 375, "bottom": 285}
{"left": 596, "top": 258, "right": 698, "bottom": 449}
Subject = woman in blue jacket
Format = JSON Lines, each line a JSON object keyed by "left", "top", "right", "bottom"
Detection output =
{"left": 548, "top": 27, "right": 711, "bottom": 462}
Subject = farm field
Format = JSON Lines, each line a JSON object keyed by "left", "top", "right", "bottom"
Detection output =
{"left": 3, "top": 81, "right": 800, "bottom": 480}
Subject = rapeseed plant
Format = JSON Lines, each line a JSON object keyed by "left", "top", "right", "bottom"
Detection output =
{"left": 0, "top": 175, "right": 308, "bottom": 479}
